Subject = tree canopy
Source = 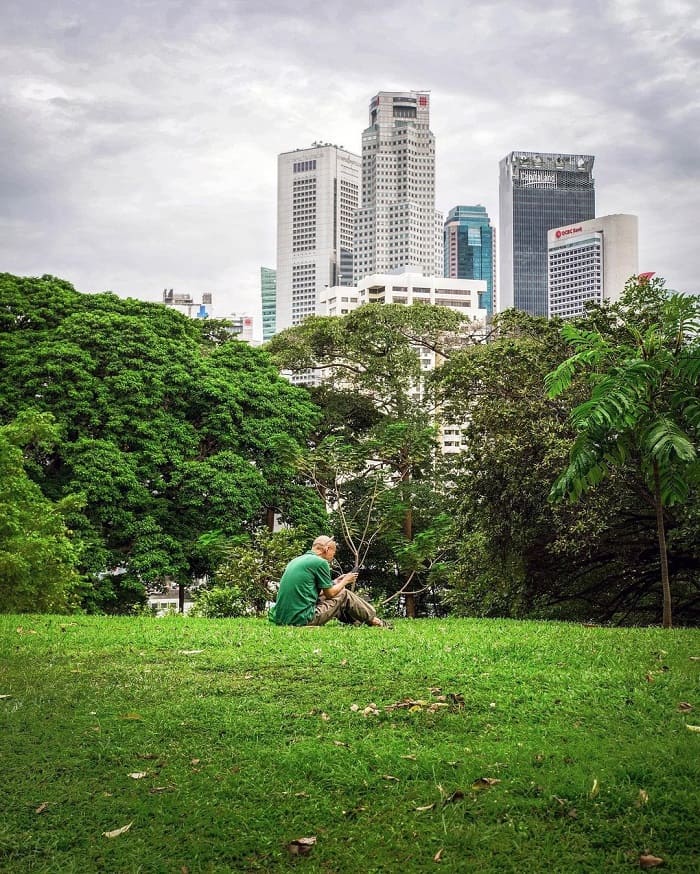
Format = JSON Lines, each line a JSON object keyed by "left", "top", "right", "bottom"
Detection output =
{"left": 434, "top": 300, "right": 700, "bottom": 625}
{"left": 0, "top": 411, "right": 82, "bottom": 613}
{"left": 546, "top": 277, "right": 700, "bottom": 627}
{"left": 267, "top": 303, "right": 473, "bottom": 616}
{"left": 0, "top": 273, "right": 325, "bottom": 610}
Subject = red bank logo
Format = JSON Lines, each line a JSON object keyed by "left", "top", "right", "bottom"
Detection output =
{"left": 555, "top": 226, "right": 583, "bottom": 239}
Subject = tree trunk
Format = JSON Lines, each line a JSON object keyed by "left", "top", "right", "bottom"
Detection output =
{"left": 653, "top": 462, "right": 672, "bottom": 629}
{"left": 178, "top": 579, "right": 185, "bottom": 614}
{"left": 265, "top": 507, "right": 276, "bottom": 532}
{"left": 403, "top": 503, "right": 415, "bottom": 618}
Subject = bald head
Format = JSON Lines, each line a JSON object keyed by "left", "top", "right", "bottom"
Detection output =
{"left": 312, "top": 536, "right": 337, "bottom": 562}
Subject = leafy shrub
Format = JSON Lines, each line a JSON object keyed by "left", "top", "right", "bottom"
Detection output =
{"left": 190, "top": 585, "right": 252, "bottom": 619}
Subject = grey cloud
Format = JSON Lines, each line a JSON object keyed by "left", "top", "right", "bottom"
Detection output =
{"left": 0, "top": 0, "right": 697, "bottom": 318}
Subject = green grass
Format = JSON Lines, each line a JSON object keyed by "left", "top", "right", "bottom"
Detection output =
{"left": 1, "top": 616, "right": 698, "bottom": 873}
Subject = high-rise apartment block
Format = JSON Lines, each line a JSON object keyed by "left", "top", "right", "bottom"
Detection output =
{"left": 444, "top": 205, "right": 496, "bottom": 315}
{"left": 354, "top": 91, "right": 442, "bottom": 282}
{"left": 276, "top": 143, "right": 360, "bottom": 333}
{"left": 260, "top": 267, "right": 277, "bottom": 342}
{"left": 499, "top": 152, "right": 595, "bottom": 316}
{"left": 547, "top": 214, "right": 638, "bottom": 318}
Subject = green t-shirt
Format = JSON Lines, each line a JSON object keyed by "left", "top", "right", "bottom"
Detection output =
{"left": 269, "top": 551, "right": 332, "bottom": 626}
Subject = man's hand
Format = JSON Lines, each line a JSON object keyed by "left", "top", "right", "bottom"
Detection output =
{"left": 337, "top": 572, "right": 358, "bottom": 586}
{"left": 323, "top": 572, "right": 357, "bottom": 599}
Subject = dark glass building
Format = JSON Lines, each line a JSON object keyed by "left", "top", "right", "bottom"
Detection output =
{"left": 499, "top": 152, "right": 595, "bottom": 316}
{"left": 444, "top": 205, "right": 495, "bottom": 315}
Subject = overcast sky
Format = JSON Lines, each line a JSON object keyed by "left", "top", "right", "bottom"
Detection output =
{"left": 2, "top": 0, "right": 698, "bottom": 333}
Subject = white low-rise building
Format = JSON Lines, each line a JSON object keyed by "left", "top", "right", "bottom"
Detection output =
{"left": 321, "top": 272, "right": 486, "bottom": 322}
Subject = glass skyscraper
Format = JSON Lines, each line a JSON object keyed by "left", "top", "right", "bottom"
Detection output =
{"left": 444, "top": 205, "right": 495, "bottom": 315}
{"left": 260, "top": 266, "right": 276, "bottom": 342}
{"left": 499, "top": 152, "right": 595, "bottom": 316}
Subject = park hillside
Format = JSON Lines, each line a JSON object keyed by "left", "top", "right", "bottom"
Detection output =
{"left": 1, "top": 615, "right": 699, "bottom": 872}
{"left": 0, "top": 271, "right": 698, "bottom": 625}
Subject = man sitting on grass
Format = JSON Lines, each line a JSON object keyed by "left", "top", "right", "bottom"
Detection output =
{"left": 269, "top": 536, "right": 388, "bottom": 627}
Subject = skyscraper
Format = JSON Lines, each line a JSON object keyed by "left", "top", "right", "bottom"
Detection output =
{"left": 260, "top": 267, "right": 276, "bottom": 342}
{"left": 547, "top": 214, "right": 638, "bottom": 318}
{"left": 276, "top": 143, "right": 361, "bottom": 333}
{"left": 354, "top": 91, "right": 443, "bottom": 282}
{"left": 444, "top": 205, "right": 496, "bottom": 315}
{"left": 499, "top": 152, "right": 595, "bottom": 316}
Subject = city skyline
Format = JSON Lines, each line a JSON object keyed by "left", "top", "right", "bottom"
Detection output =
{"left": 1, "top": 1, "right": 698, "bottom": 336}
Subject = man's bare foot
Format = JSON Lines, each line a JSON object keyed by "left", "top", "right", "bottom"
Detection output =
{"left": 371, "top": 617, "right": 392, "bottom": 628}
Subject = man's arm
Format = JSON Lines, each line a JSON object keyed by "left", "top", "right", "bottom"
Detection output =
{"left": 322, "top": 572, "right": 358, "bottom": 599}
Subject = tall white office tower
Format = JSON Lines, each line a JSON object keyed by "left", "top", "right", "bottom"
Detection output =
{"left": 276, "top": 143, "right": 361, "bottom": 334}
{"left": 354, "top": 91, "right": 442, "bottom": 282}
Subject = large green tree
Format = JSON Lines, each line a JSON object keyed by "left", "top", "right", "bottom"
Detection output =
{"left": 267, "top": 303, "right": 469, "bottom": 616}
{"left": 435, "top": 305, "right": 699, "bottom": 624}
{"left": 0, "top": 274, "right": 325, "bottom": 611}
{"left": 0, "top": 411, "right": 82, "bottom": 612}
{"left": 546, "top": 277, "right": 700, "bottom": 628}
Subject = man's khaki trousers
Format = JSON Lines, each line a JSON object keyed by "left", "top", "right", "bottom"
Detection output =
{"left": 307, "top": 588, "right": 377, "bottom": 626}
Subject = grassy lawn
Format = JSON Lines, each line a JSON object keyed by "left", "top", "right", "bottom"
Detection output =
{"left": 1, "top": 616, "right": 698, "bottom": 873}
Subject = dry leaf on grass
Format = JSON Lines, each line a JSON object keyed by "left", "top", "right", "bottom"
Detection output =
{"left": 382, "top": 774, "right": 400, "bottom": 782}
{"left": 401, "top": 754, "right": 417, "bottom": 760}
{"left": 35, "top": 802, "right": 49, "bottom": 814}
{"left": 637, "top": 789, "right": 649, "bottom": 806}
{"left": 190, "top": 758, "right": 200, "bottom": 765}
{"left": 342, "top": 805, "right": 367, "bottom": 818}
{"left": 443, "top": 790, "right": 465, "bottom": 804}
{"left": 286, "top": 836, "right": 316, "bottom": 856}
{"left": 103, "top": 822, "right": 133, "bottom": 838}
{"left": 685, "top": 724, "right": 700, "bottom": 733}
{"left": 127, "top": 772, "right": 148, "bottom": 779}
{"left": 677, "top": 702, "right": 693, "bottom": 712}
{"left": 0, "top": 694, "right": 12, "bottom": 700}
{"left": 639, "top": 853, "right": 664, "bottom": 868}
{"left": 386, "top": 698, "right": 429, "bottom": 711}
{"left": 333, "top": 740, "right": 349, "bottom": 747}
{"left": 470, "top": 777, "right": 501, "bottom": 791}
{"left": 433, "top": 848, "right": 443, "bottom": 862}
{"left": 414, "top": 803, "right": 436, "bottom": 812}
{"left": 589, "top": 778, "right": 600, "bottom": 798}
